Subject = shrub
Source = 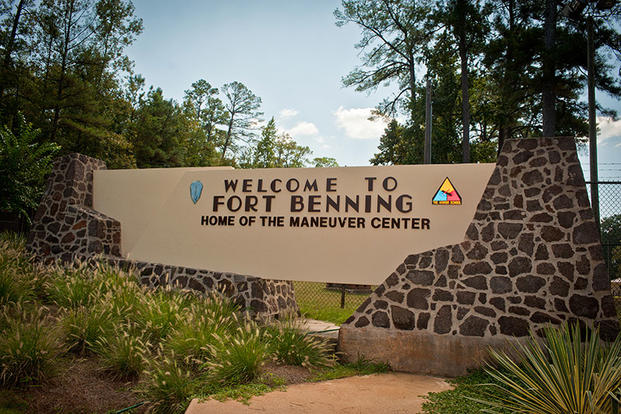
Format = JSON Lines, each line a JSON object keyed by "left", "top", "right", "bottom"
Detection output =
{"left": 136, "top": 290, "right": 184, "bottom": 341}
{"left": 48, "top": 264, "right": 101, "bottom": 309}
{"left": 483, "top": 322, "right": 621, "bottom": 414}
{"left": 93, "top": 324, "right": 148, "bottom": 380}
{"left": 0, "top": 114, "right": 60, "bottom": 223}
{"left": 0, "top": 306, "right": 60, "bottom": 386}
{"left": 60, "top": 305, "right": 116, "bottom": 354}
{"left": 264, "top": 319, "right": 333, "bottom": 369}
{"left": 141, "top": 348, "right": 196, "bottom": 414}
{"left": 165, "top": 305, "right": 236, "bottom": 369}
{"left": 205, "top": 322, "right": 268, "bottom": 385}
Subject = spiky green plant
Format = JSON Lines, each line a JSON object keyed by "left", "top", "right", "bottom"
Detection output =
{"left": 165, "top": 304, "right": 237, "bottom": 369}
{"left": 482, "top": 322, "right": 621, "bottom": 414}
{"left": 136, "top": 290, "right": 184, "bottom": 341}
{"left": 93, "top": 324, "right": 149, "bottom": 380}
{"left": 205, "top": 321, "right": 268, "bottom": 385}
{"left": 264, "top": 319, "right": 333, "bottom": 369}
{"left": 0, "top": 306, "right": 60, "bottom": 386}
{"left": 48, "top": 264, "right": 101, "bottom": 309}
{"left": 60, "top": 305, "right": 117, "bottom": 354}
{"left": 141, "top": 346, "right": 196, "bottom": 414}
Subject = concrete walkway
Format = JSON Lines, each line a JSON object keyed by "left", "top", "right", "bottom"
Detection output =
{"left": 186, "top": 373, "right": 451, "bottom": 414}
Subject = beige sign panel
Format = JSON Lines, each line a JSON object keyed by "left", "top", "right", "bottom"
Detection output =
{"left": 94, "top": 164, "right": 495, "bottom": 284}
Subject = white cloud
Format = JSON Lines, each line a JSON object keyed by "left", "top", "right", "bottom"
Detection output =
{"left": 597, "top": 116, "right": 621, "bottom": 144}
{"left": 333, "top": 106, "right": 388, "bottom": 140}
{"left": 286, "top": 121, "right": 319, "bottom": 136}
{"left": 278, "top": 108, "right": 299, "bottom": 119}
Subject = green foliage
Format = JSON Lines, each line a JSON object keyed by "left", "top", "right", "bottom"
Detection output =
{"left": 0, "top": 237, "right": 50, "bottom": 305}
{"left": 48, "top": 264, "right": 101, "bottom": 309}
{"left": 209, "top": 381, "right": 283, "bottom": 405}
{"left": 60, "top": 305, "right": 117, "bottom": 354}
{"left": 141, "top": 348, "right": 196, "bottom": 414}
{"left": 204, "top": 322, "right": 268, "bottom": 385}
{"left": 135, "top": 290, "right": 184, "bottom": 341}
{"left": 313, "top": 157, "right": 339, "bottom": 168}
{"left": 421, "top": 369, "right": 512, "bottom": 414}
{"left": 0, "top": 115, "right": 60, "bottom": 222}
{"left": 483, "top": 323, "right": 621, "bottom": 414}
{"left": 0, "top": 307, "right": 61, "bottom": 387}
{"left": 310, "top": 357, "right": 389, "bottom": 382}
{"left": 265, "top": 319, "right": 333, "bottom": 369}
{"left": 92, "top": 325, "right": 148, "bottom": 380}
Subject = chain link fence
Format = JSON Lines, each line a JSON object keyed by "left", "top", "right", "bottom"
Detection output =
{"left": 587, "top": 181, "right": 621, "bottom": 297}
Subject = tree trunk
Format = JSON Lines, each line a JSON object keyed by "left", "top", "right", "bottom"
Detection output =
{"left": 51, "top": 0, "right": 75, "bottom": 143}
{"left": 542, "top": 0, "right": 556, "bottom": 137}
{"left": 221, "top": 115, "right": 234, "bottom": 160}
{"left": 408, "top": 49, "right": 416, "bottom": 124}
{"left": 458, "top": 0, "right": 470, "bottom": 163}
{"left": 0, "top": 0, "right": 26, "bottom": 105}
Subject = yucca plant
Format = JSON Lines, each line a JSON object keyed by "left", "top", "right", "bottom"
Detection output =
{"left": 482, "top": 322, "right": 621, "bottom": 414}
{"left": 264, "top": 318, "right": 333, "bottom": 369}
{"left": 0, "top": 306, "right": 61, "bottom": 386}
{"left": 93, "top": 324, "right": 149, "bottom": 380}
{"left": 204, "top": 321, "right": 268, "bottom": 385}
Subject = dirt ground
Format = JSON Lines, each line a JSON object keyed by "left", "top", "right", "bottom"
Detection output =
{"left": 186, "top": 372, "right": 452, "bottom": 414}
{"left": 3, "top": 358, "right": 145, "bottom": 414}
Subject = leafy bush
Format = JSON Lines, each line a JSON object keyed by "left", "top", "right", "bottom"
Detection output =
{"left": 265, "top": 319, "right": 333, "bottom": 369}
{"left": 0, "top": 307, "right": 60, "bottom": 386}
{"left": 141, "top": 348, "right": 196, "bottom": 414}
{"left": 205, "top": 322, "right": 268, "bottom": 385}
{"left": 0, "top": 114, "right": 60, "bottom": 223}
{"left": 60, "top": 305, "right": 116, "bottom": 354}
{"left": 93, "top": 324, "right": 148, "bottom": 380}
{"left": 483, "top": 322, "right": 621, "bottom": 414}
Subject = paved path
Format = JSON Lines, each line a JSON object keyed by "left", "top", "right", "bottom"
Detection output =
{"left": 186, "top": 373, "right": 451, "bottom": 414}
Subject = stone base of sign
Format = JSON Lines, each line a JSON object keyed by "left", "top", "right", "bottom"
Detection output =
{"left": 339, "top": 137, "right": 619, "bottom": 376}
{"left": 339, "top": 325, "right": 528, "bottom": 377}
{"left": 27, "top": 153, "right": 298, "bottom": 318}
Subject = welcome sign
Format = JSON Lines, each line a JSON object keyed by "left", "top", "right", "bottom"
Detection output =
{"left": 93, "top": 164, "right": 495, "bottom": 284}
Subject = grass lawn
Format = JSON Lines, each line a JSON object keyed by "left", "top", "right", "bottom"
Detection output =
{"left": 293, "top": 281, "right": 373, "bottom": 324}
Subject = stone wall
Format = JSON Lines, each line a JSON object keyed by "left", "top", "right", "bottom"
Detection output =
{"left": 27, "top": 153, "right": 298, "bottom": 318}
{"left": 339, "top": 138, "right": 619, "bottom": 376}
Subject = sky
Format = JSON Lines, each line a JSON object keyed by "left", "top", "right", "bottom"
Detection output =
{"left": 126, "top": 0, "right": 621, "bottom": 178}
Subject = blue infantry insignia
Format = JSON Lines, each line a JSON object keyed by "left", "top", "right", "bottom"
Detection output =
{"left": 190, "top": 181, "right": 203, "bottom": 204}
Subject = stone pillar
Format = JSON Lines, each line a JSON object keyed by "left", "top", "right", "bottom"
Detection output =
{"left": 27, "top": 153, "right": 121, "bottom": 262}
{"left": 339, "top": 137, "right": 619, "bottom": 376}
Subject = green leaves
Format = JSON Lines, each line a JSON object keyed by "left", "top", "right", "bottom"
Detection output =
{"left": 482, "top": 323, "right": 621, "bottom": 414}
{"left": 0, "top": 114, "right": 60, "bottom": 223}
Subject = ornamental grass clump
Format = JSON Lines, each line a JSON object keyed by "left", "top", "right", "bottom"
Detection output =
{"left": 165, "top": 303, "right": 237, "bottom": 369}
{"left": 48, "top": 263, "right": 102, "bottom": 309}
{"left": 141, "top": 347, "right": 196, "bottom": 414}
{"left": 0, "top": 306, "right": 60, "bottom": 386}
{"left": 136, "top": 290, "right": 185, "bottom": 341}
{"left": 60, "top": 305, "right": 117, "bottom": 354}
{"left": 93, "top": 323, "right": 149, "bottom": 380}
{"left": 205, "top": 321, "right": 268, "bottom": 385}
{"left": 265, "top": 319, "right": 333, "bottom": 369}
{"left": 483, "top": 322, "right": 621, "bottom": 414}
